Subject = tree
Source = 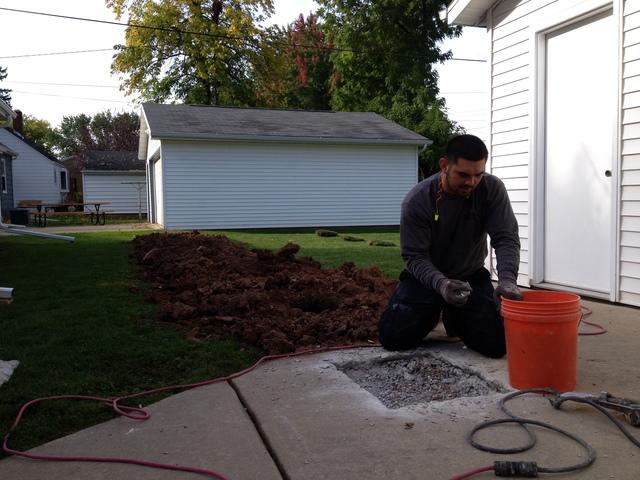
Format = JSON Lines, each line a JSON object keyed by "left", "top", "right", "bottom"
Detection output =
{"left": 283, "top": 13, "right": 333, "bottom": 110}
{"left": 23, "top": 115, "right": 58, "bottom": 155}
{"left": 53, "top": 110, "right": 139, "bottom": 157}
{"left": 91, "top": 111, "right": 139, "bottom": 151}
{"left": 255, "top": 14, "right": 332, "bottom": 110}
{"left": 106, "top": 0, "right": 278, "bottom": 106}
{"left": 0, "top": 66, "right": 11, "bottom": 105}
{"left": 55, "top": 114, "right": 94, "bottom": 157}
{"left": 318, "top": 0, "right": 463, "bottom": 175}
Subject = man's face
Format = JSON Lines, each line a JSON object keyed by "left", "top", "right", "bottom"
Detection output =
{"left": 439, "top": 157, "right": 486, "bottom": 198}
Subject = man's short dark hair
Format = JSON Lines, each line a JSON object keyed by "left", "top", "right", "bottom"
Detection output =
{"left": 446, "top": 134, "right": 488, "bottom": 163}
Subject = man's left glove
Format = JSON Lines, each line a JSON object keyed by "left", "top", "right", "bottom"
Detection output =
{"left": 494, "top": 281, "right": 523, "bottom": 310}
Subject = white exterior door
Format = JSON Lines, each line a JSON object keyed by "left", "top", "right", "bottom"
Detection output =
{"left": 543, "top": 11, "right": 616, "bottom": 295}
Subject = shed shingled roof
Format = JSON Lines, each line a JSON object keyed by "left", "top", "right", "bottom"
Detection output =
{"left": 85, "top": 150, "right": 145, "bottom": 171}
{"left": 141, "top": 104, "right": 429, "bottom": 146}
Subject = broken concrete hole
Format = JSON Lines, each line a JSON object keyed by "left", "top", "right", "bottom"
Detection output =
{"left": 336, "top": 353, "right": 507, "bottom": 409}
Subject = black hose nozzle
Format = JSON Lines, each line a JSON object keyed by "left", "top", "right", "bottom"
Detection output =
{"left": 494, "top": 461, "right": 538, "bottom": 477}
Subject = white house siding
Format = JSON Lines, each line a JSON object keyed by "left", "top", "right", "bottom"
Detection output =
{"left": 486, "top": 0, "right": 640, "bottom": 305}
{"left": 152, "top": 157, "right": 165, "bottom": 226}
{"left": 158, "top": 141, "right": 417, "bottom": 230}
{"left": 0, "top": 129, "right": 65, "bottom": 206}
{"left": 82, "top": 172, "right": 148, "bottom": 214}
{"left": 147, "top": 138, "right": 161, "bottom": 161}
{"left": 621, "top": 0, "right": 640, "bottom": 305}
{"left": 488, "top": 0, "right": 550, "bottom": 287}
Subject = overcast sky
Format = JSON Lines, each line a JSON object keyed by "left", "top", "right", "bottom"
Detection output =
{"left": 0, "top": 0, "right": 487, "bottom": 139}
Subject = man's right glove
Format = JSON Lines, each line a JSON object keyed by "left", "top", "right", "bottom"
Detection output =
{"left": 436, "top": 278, "right": 473, "bottom": 307}
{"left": 494, "top": 280, "right": 523, "bottom": 310}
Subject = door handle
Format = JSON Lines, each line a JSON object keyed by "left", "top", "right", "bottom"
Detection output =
{"left": 605, "top": 170, "right": 612, "bottom": 177}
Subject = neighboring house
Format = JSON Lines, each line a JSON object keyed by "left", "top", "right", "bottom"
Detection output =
{"left": 447, "top": 0, "right": 640, "bottom": 306}
{"left": 0, "top": 143, "right": 16, "bottom": 220}
{"left": 0, "top": 100, "right": 16, "bottom": 219}
{"left": 138, "top": 104, "right": 429, "bottom": 230}
{"left": 0, "top": 112, "right": 68, "bottom": 207}
{"left": 62, "top": 154, "right": 85, "bottom": 202}
{"left": 0, "top": 99, "right": 14, "bottom": 126}
{"left": 82, "top": 150, "right": 147, "bottom": 215}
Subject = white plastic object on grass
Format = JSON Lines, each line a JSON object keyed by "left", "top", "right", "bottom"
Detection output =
{"left": 0, "top": 360, "right": 19, "bottom": 388}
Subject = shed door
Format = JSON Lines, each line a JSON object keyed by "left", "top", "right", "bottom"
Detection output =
{"left": 543, "top": 11, "right": 616, "bottom": 294}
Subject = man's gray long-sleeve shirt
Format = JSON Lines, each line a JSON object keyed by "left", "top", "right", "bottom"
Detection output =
{"left": 400, "top": 172, "right": 520, "bottom": 290}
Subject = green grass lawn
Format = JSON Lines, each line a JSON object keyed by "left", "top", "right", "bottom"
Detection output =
{"left": 215, "top": 226, "right": 404, "bottom": 278}
{"left": 0, "top": 226, "right": 401, "bottom": 454}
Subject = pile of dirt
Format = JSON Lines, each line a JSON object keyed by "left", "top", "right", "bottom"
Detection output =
{"left": 131, "top": 232, "right": 397, "bottom": 354}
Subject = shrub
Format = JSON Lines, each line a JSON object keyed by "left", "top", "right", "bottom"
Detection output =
{"left": 369, "top": 240, "right": 396, "bottom": 247}
{"left": 341, "top": 235, "right": 365, "bottom": 242}
{"left": 315, "top": 229, "right": 339, "bottom": 237}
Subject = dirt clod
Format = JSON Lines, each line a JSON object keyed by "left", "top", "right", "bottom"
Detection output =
{"left": 131, "top": 233, "right": 397, "bottom": 354}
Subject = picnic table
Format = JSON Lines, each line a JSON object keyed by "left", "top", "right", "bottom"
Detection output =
{"left": 21, "top": 202, "right": 111, "bottom": 227}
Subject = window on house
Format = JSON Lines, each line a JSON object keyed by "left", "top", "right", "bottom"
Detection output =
{"left": 60, "top": 171, "right": 68, "bottom": 191}
{"left": 53, "top": 168, "right": 57, "bottom": 185}
{"left": 1, "top": 158, "right": 6, "bottom": 194}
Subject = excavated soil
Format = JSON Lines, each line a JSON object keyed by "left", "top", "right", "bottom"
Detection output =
{"left": 131, "top": 232, "right": 397, "bottom": 354}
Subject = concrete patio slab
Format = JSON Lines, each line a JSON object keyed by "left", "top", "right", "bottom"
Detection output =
{"left": 231, "top": 298, "right": 640, "bottom": 480}
{"left": 0, "top": 382, "right": 282, "bottom": 480}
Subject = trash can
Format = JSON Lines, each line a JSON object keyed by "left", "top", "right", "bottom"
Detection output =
{"left": 9, "top": 208, "right": 29, "bottom": 226}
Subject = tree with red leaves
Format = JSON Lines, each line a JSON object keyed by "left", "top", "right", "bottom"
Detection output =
{"left": 277, "top": 13, "right": 332, "bottom": 111}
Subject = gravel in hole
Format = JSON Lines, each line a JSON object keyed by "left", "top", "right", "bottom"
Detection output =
{"left": 337, "top": 353, "right": 506, "bottom": 409}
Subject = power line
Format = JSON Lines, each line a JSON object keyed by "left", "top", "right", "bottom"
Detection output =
{"left": 0, "top": 6, "right": 487, "bottom": 63}
{"left": 0, "top": 48, "right": 113, "bottom": 59}
{"left": 441, "top": 91, "right": 487, "bottom": 94}
{"left": 5, "top": 80, "right": 119, "bottom": 89}
{"left": 11, "top": 90, "right": 133, "bottom": 104}
{"left": 9, "top": 80, "right": 119, "bottom": 89}
{"left": 447, "top": 58, "right": 486, "bottom": 63}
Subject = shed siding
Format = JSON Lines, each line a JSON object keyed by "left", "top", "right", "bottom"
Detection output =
{"left": 0, "top": 129, "right": 64, "bottom": 206}
{"left": 622, "top": 3, "right": 640, "bottom": 306}
{"left": 152, "top": 157, "right": 165, "bottom": 225}
{"left": 148, "top": 138, "right": 161, "bottom": 160}
{"left": 159, "top": 141, "right": 417, "bottom": 230}
{"left": 82, "top": 172, "right": 148, "bottom": 214}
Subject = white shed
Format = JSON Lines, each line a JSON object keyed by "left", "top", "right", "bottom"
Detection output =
{"left": 138, "top": 104, "right": 429, "bottom": 230}
{"left": 447, "top": 0, "right": 640, "bottom": 306}
{"left": 0, "top": 127, "right": 67, "bottom": 207}
{"left": 82, "top": 151, "right": 147, "bottom": 215}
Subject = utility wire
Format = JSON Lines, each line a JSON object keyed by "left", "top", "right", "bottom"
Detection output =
{"left": 4, "top": 80, "right": 119, "bottom": 89}
{"left": 6, "top": 81, "right": 486, "bottom": 92}
{"left": 441, "top": 91, "right": 487, "bottom": 94}
{"left": 0, "top": 6, "right": 487, "bottom": 63}
{"left": 0, "top": 48, "right": 114, "bottom": 59}
{"left": 10, "top": 90, "right": 133, "bottom": 104}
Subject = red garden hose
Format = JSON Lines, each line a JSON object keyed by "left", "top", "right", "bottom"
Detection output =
{"left": 3, "top": 344, "right": 377, "bottom": 479}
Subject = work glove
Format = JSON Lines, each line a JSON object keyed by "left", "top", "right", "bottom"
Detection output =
{"left": 437, "top": 279, "right": 472, "bottom": 307}
{"left": 494, "top": 280, "right": 523, "bottom": 310}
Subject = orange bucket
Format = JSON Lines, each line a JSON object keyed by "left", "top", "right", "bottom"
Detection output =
{"left": 501, "top": 291, "right": 582, "bottom": 392}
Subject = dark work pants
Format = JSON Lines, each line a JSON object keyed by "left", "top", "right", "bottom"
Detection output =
{"left": 378, "top": 268, "right": 506, "bottom": 358}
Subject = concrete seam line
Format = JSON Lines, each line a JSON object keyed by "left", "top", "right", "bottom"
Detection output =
{"left": 227, "top": 379, "right": 291, "bottom": 480}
